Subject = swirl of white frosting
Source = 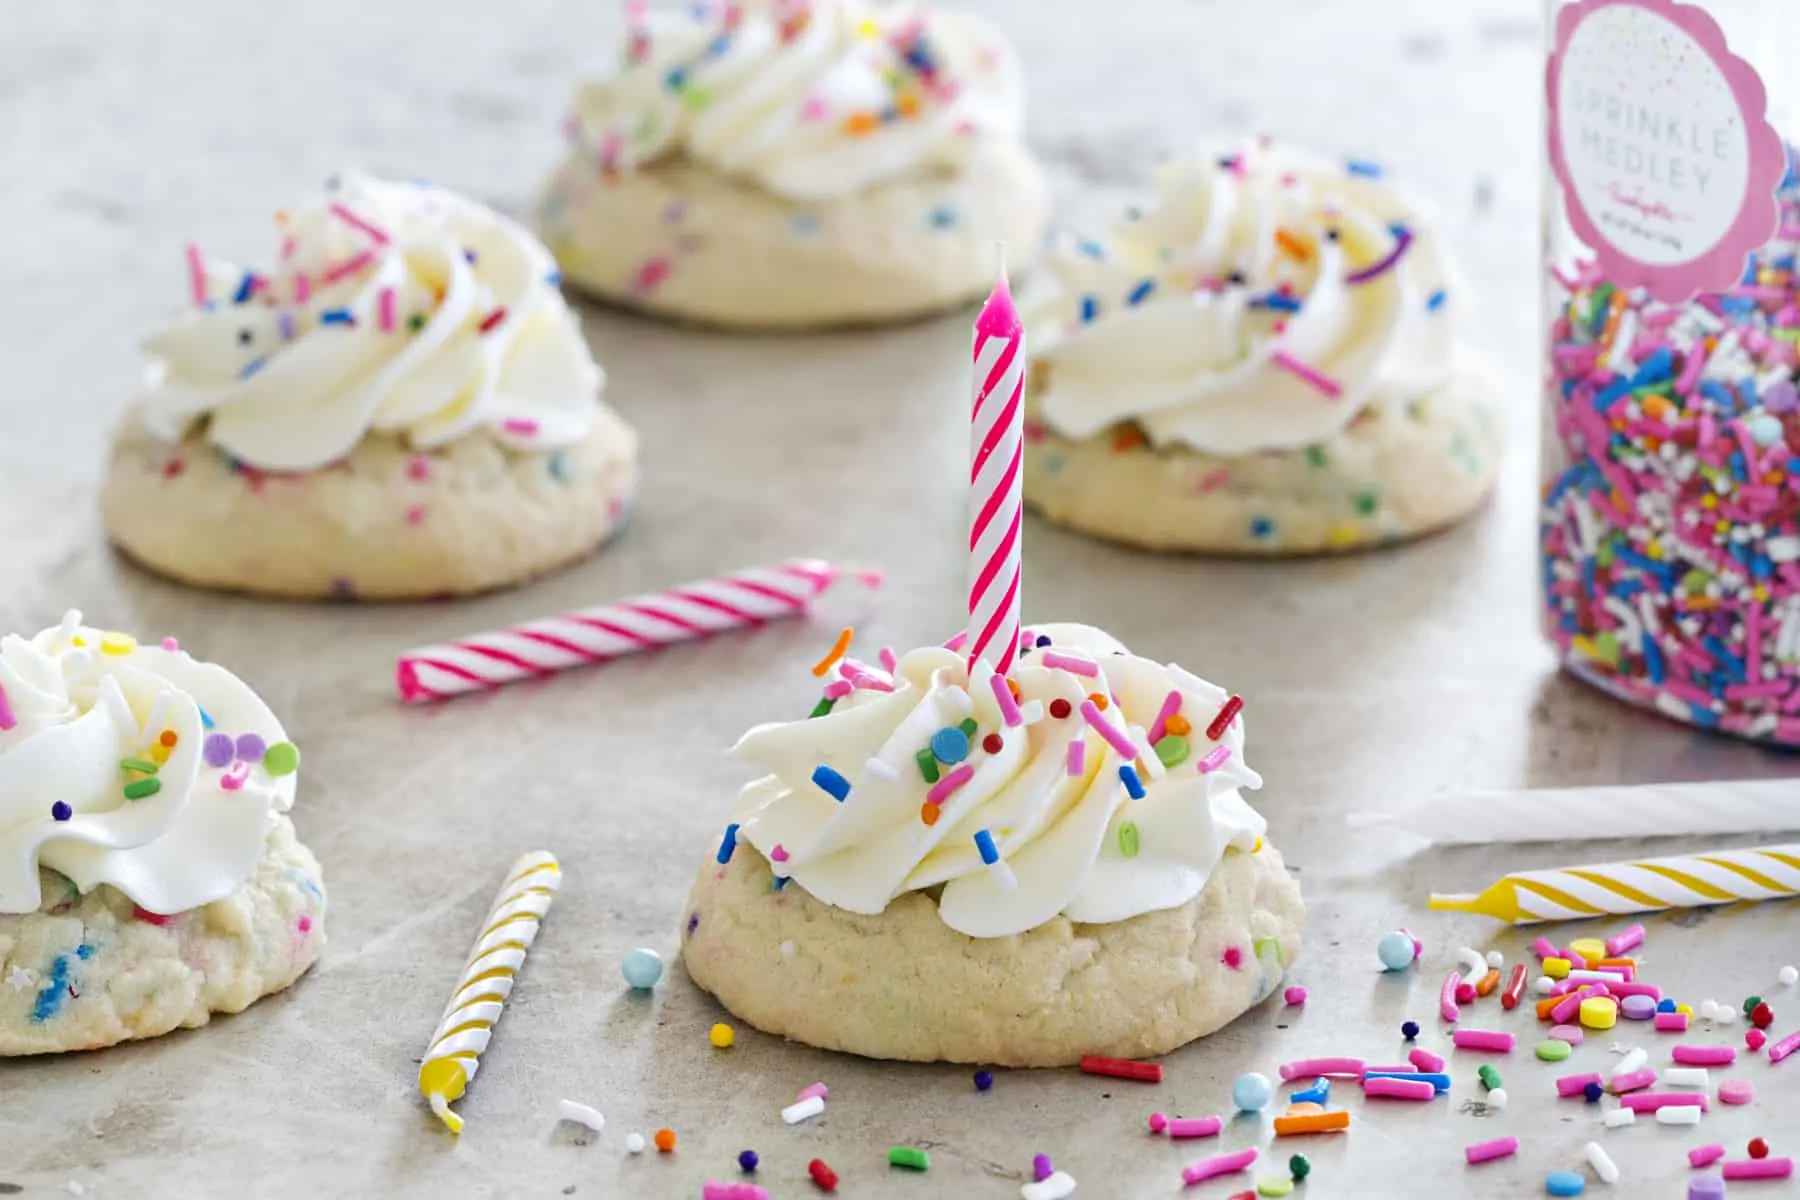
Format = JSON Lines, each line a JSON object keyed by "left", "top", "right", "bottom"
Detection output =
{"left": 731, "top": 623, "right": 1266, "bottom": 938}
{"left": 1030, "top": 142, "right": 1466, "bottom": 456}
{"left": 135, "top": 176, "right": 602, "bottom": 472}
{"left": 0, "top": 612, "right": 299, "bottom": 916}
{"left": 567, "top": 0, "right": 1025, "bottom": 201}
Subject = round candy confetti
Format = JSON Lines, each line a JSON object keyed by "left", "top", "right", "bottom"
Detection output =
{"left": 262, "top": 740, "right": 300, "bottom": 776}
{"left": 1752, "top": 1002, "right": 1775, "bottom": 1029}
{"left": 1377, "top": 931, "right": 1416, "bottom": 971}
{"left": 1535, "top": 1039, "right": 1573, "bottom": 1062}
{"left": 1745, "top": 995, "right": 1763, "bottom": 1016}
{"left": 626, "top": 1133, "right": 646, "bottom": 1154}
{"left": 1545, "top": 1169, "right": 1585, "bottom": 1196}
{"left": 1148, "top": 1113, "right": 1168, "bottom": 1134}
{"left": 1568, "top": 938, "right": 1606, "bottom": 961}
{"left": 930, "top": 726, "right": 970, "bottom": 763}
{"left": 1583, "top": 1082, "right": 1603, "bottom": 1103}
{"left": 1283, "top": 986, "right": 1307, "bottom": 1007}
{"left": 1621, "top": 994, "right": 1657, "bottom": 1020}
{"left": 1232, "top": 1072, "right": 1273, "bottom": 1113}
{"left": 202, "top": 732, "right": 235, "bottom": 768}
{"left": 1781, "top": 966, "right": 1798, "bottom": 986}
{"left": 738, "top": 1150, "right": 759, "bottom": 1172}
{"left": 1749, "top": 1138, "right": 1770, "bottom": 1160}
{"left": 1288, "top": 1155, "right": 1310, "bottom": 1181}
{"left": 1720, "top": 1080, "right": 1756, "bottom": 1105}
{"left": 50, "top": 801, "right": 71, "bottom": 822}
{"left": 1748, "top": 1028, "right": 1768, "bottom": 1051}
{"left": 1401, "top": 1020, "right": 1420, "bottom": 1040}
{"left": 709, "top": 1023, "right": 735, "bottom": 1049}
{"left": 621, "top": 948, "right": 663, "bottom": 990}
{"left": 234, "top": 733, "right": 267, "bottom": 762}
{"left": 973, "top": 1069, "right": 994, "bottom": 1091}
{"left": 654, "top": 1129, "right": 676, "bottom": 1152}
{"left": 1579, "top": 997, "right": 1617, "bottom": 1030}
{"left": 1658, "top": 998, "right": 1678, "bottom": 1013}
{"left": 1487, "top": 1087, "right": 1509, "bottom": 1109}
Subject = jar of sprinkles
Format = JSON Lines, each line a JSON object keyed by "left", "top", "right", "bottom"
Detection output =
{"left": 1541, "top": 0, "right": 1800, "bottom": 741}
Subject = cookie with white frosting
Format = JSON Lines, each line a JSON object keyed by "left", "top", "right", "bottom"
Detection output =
{"left": 539, "top": 0, "right": 1050, "bottom": 330}
{"left": 1024, "top": 142, "right": 1503, "bottom": 554}
{"left": 101, "top": 176, "right": 639, "bottom": 599}
{"left": 681, "top": 623, "right": 1303, "bottom": 1066}
{"left": 0, "top": 612, "right": 325, "bottom": 1056}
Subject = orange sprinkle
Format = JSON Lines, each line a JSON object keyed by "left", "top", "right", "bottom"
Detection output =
{"left": 1006, "top": 678, "right": 1022, "bottom": 700}
{"left": 1087, "top": 692, "right": 1109, "bottom": 711}
{"left": 1474, "top": 968, "right": 1501, "bottom": 997}
{"left": 1274, "top": 228, "right": 1313, "bottom": 262}
{"left": 1595, "top": 957, "right": 1635, "bottom": 970}
{"left": 1111, "top": 425, "right": 1146, "bottom": 452}
{"left": 1600, "top": 286, "right": 1628, "bottom": 349}
{"left": 1641, "top": 394, "right": 1674, "bottom": 422}
{"left": 842, "top": 112, "right": 880, "bottom": 136}
{"left": 810, "top": 627, "right": 854, "bottom": 678}
{"left": 159, "top": 730, "right": 179, "bottom": 747}
{"left": 895, "top": 91, "right": 921, "bottom": 117}
{"left": 1164, "top": 714, "right": 1192, "bottom": 736}
{"left": 1274, "top": 1111, "right": 1350, "bottom": 1136}
{"left": 920, "top": 802, "right": 941, "bottom": 826}
{"left": 1282, "top": 1102, "right": 1325, "bottom": 1117}
{"left": 654, "top": 1129, "right": 676, "bottom": 1153}
{"left": 1536, "top": 994, "right": 1564, "bottom": 1021}
{"left": 1683, "top": 596, "right": 1720, "bottom": 611}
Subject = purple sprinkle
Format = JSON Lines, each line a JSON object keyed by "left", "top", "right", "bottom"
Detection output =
{"left": 686, "top": 912, "right": 700, "bottom": 936}
{"left": 1762, "top": 379, "right": 1799, "bottom": 413}
{"left": 235, "top": 733, "right": 267, "bottom": 762}
{"left": 51, "top": 801, "right": 72, "bottom": 822}
{"left": 1033, "top": 1154, "right": 1053, "bottom": 1182}
{"left": 203, "top": 732, "right": 236, "bottom": 768}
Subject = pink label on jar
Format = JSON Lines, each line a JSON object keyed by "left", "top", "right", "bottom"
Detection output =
{"left": 1546, "top": 0, "right": 1785, "bottom": 302}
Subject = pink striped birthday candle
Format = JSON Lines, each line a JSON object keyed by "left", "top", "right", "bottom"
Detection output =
{"left": 967, "top": 257, "right": 1024, "bottom": 675}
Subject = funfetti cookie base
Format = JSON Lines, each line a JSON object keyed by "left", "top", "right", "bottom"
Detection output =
{"left": 683, "top": 839, "right": 1302, "bottom": 1067}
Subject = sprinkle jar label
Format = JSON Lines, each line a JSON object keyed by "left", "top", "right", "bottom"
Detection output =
{"left": 1546, "top": 0, "right": 1784, "bottom": 300}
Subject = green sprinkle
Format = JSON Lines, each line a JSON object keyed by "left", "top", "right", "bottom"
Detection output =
{"left": 1477, "top": 1065, "right": 1502, "bottom": 1091}
{"left": 1593, "top": 632, "right": 1621, "bottom": 667}
{"left": 1258, "top": 1180, "right": 1294, "bottom": 1198}
{"left": 407, "top": 312, "right": 425, "bottom": 332}
{"left": 1746, "top": 994, "right": 1764, "bottom": 1016}
{"left": 887, "top": 1147, "right": 930, "bottom": 1171}
{"left": 1288, "top": 1155, "right": 1311, "bottom": 1182}
{"left": 957, "top": 717, "right": 978, "bottom": 738}
{"left": 263, "top": 741, "right": 301, "bottom": 777}
{"left": 1153, "top": 734, "right": 1189, "bottom": 768}
{"left": 123, "top": 778, "right": 162, "bottom": 801}
{"left": 1118, "top": 822, "right": 1140, "bottom": 858}
{"left": 915, "top": 748, "right": 940, "bottom": 783}
{"left": 1534, "top": 1039, "right": 1572, "bottom": 1062}
{"left": 808, "top": 697, "right": 837, "bottom": 719}
{"left": 119, "top": 757, "right": 160, "bottom": 775}
{"left": 1353, "top": 491, "right": 1378, "bottom": 516}
{"left": 682, "top": 86, "right": 713, "bottom": 111}
{"left": 1304, "top": 445, "right": 1328, "bottom": 468}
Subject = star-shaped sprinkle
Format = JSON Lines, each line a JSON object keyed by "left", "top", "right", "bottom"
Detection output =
{"left": 5, "top": 964, "right": 33, "bottom": 991}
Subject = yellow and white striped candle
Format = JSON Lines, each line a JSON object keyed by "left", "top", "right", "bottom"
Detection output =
{"left": 1429, "top": 843, "right": 1800, "bottom": 924}
{"left": 418, "top": 851, "right": 562, "bottom": 1133}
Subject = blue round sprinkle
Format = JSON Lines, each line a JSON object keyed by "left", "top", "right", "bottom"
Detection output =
{"left": 1377, "top": 931, "right": 1416, "bottom": 971}
{"left": 930, "top": 726, "right": 970, "bottom": 764}
{"left": 1035, "top": 635, "right": 1052, "bottom": 647}
{"left": 973, "top": 1069, "right": 994, "bottom": 1091}
{"left": 51, "top": 801, "right": 72, "bottom": 822}
{"left": 1400, "top": 1020, "right": 1420, "bottom": 1040}
{"left": 1657, "top": 998, "right": 1678, "bottom": 1013}
{"left": 1545, "top": 1169, "right": 1585, "bottom": 1196}
{"left": 738, "top": 1150, "right": 758, "bottom": 1173}
{"left": 620, "top": 948, "right": 664, "bottom": 990}
{"left": 1583, "top": 1081, "right": 1603, "bottom": 1103}
{"left": 1231, "top": 1072, "right": 1272, "bottom": 1113}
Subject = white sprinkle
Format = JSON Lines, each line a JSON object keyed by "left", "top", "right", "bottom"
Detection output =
{"left": 1610, "top": 1048, "right": 1648, "bottom": 1080}
{"left": 1655, "top": 1105, "right": 1702, "bottom": 1126}
{"left": 1485, "top": 1088, "right": 1508, "bottom": 1109}
{"left": 782, "top": 1096, "right": 826, "bottom": 1125}
{"left": 1602, "top": 1107, "right": 1636, "bottom": 1128}
{"left": 937, "top": 684, "right": 974, "bottom": 721}
{"left": 1781, "top": 965, "right": 1798, "bottom": 986}
{"left": 1018, "top": 700, "right": 1045, "bottom": 725}
{"left": 1536, "top": 977, "right": 1556, "bottom": 995}
{"left": 1699, "top": 999, "right": 1720, "bottom": 1021}
{"left": 864, "top": 757, "right": 899, "bottom": 781}
{"left": 779, "top": 940, "right": 796, "bottom": 958}
{"left": 1583, "top": 1141, "right": 1619, "bottom": 1184}
{"left": 557, "top": 1100, "right": 605, "bottom": 1132}
{"left": 1021, "top": 1171, "right": 1078, "bottom": 1200}
{"left": 626, "top": 1133, "right": 646, "bottom": 1154}
{"left": 1485, "top": 950, "right": 1504, "bottom": 970}
{"left": 1457, "top": 947, "right": 1487, "bottom": 980}
{"left": 1661, "top": 1068, "right": 1709, "bottom": 1090}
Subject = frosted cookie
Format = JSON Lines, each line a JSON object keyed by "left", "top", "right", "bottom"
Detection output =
{"left": 540, "top": 0, "right": 1049, "bottom": 330}
{"left": 101, "top": 177, "right": 639, "bottom": 600}
{"left": 1024, "top": 142, "right": 1503, "bottom": 555}
{"left": 682, "top": 623, "right": 1303, "bottom": 1066}
{"left": 0, "top": 612, "right": 326, "bottom": 1056}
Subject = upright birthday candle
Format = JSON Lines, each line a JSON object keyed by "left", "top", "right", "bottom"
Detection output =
{"left": 418, "top": 851, "right": 563, "bottom": 1133}
{"left": 968, "top": 251, "right": 1025, "bottom": 675}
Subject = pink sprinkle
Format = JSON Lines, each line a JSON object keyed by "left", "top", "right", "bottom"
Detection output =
{"left": 502, "top": 417, "right": 540, "bottom": 436}
{"left": 1464, "top": 1136, "right": 1518, "bottom": 1166}
{"left": 769, "top": 844, "right": 789, "bottom": 863}
{"left": 1607, "top": 980, "right": 1661, "bottom": 1000}
{"left": 1148, "top": 1112, "right": 1168, "bottom": 1134}
{"left": 1194, "top": 466, "right": 1232, "bottom": 494}
{"left": 1549, "top": 1025, "right": 1584, "bottom": 1045}
{"left": 796, "top": 1082, "right": 828, "bottom": 1102}
{"left": 1364, "top": 1076, "right": 1435, "bottom": 1101}
{"left": 1408, "top": 1048, "right": 1444, "bottom": 1073}
{"left": 1440, "top": 971, "right": 1462, "bottom": 1024}
{"left": 1450, "top": 1029, "right": 1515, "bottom": 1053}
{"left": 1718, "top": 1080, "right": 1755, "bottom": 1105}
{"left": 320, "top": 249, "right": 375, "bottom": 286}
{"left": 1748, "top": 1029, "right": 1768, "bottom": 1051}
{"left": 1196, "top": 745, "right": 1231, "bottom": 773}
{"left": 133, "top": 905, "right": 173, "bottom": 926}
{"left": 1672, "top": 1044, "right": 1735, "bottom": 1066}
{"left": 1270, "top": 350, "right": 1343, "bottom": 399}
{"left": 1603, "top": 924, "right": 1645, "bottom": 957}
{"left": 878, "top": 646, "right": 899, "bottom": 672}
{"left": 159, "top": 637, "right": 179, "bottom": 652}
{"left": 989, "top": 673, "right": 1023, "bottom": 726}
{"left": 0, "top": 685, "right": 14, "bottom": 732}
{"left": 1221, "top": 945, "right": 1243, "bottom": 970}
{"left": 1555, "top": 1072, "right": 1601, "bottom": 1098}
{"left": 1180, "top": 1147, "right": 1256, "bottom": 1186}
{"left": 1689, "top": 1144, "right": 1727, "bottom": 1168}
{"left": 1533, "top": 937, "right": 1560, "bottom": 961}
{"left": 328, "top": 201, "right": 391, "bottom": 245}
{"left": 942, "top": 631, "right": 970, "bottom": 653}
{"left": 1551, "top": 985, "right": 1607, "bottom": 1025}
{"left": 1283, "top": 986, "right": 1307, "bottom": 1007}
{"left": 633, "top": 257, "right": 672, "bottom": 293}
{"left": 1607, "top": 1069, "right": 1656, "bottom": 1094}
{"left": 378, "top": 286, "right": 396, "bottom": 332}
{"left": 1041, "top": 651, "right": 1098, "bottom": 677}
{"left": 1619, "top": 1092, "right": 1707, "bottom": 1113}
{"left": 407, "top": 454, "right": 431, "bottom": 481}
{"left": 1079, "top": 700, "right": 1139, "bottom": 759}
{"left": 294, "top": 273, "right": 312, "bottom": 305}
{"left": 185, "top": 242, "right": 207, "bottom": 306}
{"left": 1655, "top": 1011, "right": 1690, "bottom": 1033}
{"left": 925, "top": 763, "right": 973, "bottom": 806}
{"left": 1560, "top": 947, "right": 1589, "bottom": 970}
{"left": 1455, "top": 982, "right": 1477, "bottom": 1004}
{"left": 1167, "top": 1116, "right": 1222, "bottom": 1139}
{"left": 220, "top": 763, "right": 249, "bottom": 792}
{"left": 405, "top": 504, "right": 426, "bottom": 527}
{"left": 1146, "top": 690, "right": 1183, "bottom": 744}
{"left": 821, "top": 680, "right": 852, "bottom": 700}
{"left": 1768, "top": 1029, "right": 1800, "bottom": 1063}
{"left": 1066, "top": 740, "right": 1085, "bottom": 776}
{"left": 297, "top": 915, "right": 313, "bottom": 933}
{"left": 1276, "top": 1057, "right": 1365, "bottom": 1081}
{"left": 801, "top": 96, "right": 828, "bottom": 121}
{"left": 1723, "top": 1159, "right": 1795, "bottom": 1181}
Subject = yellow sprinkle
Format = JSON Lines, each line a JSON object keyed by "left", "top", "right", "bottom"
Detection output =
{"left": 71, "top": 636, "right": 86, "bottom": 648}
{"left": 1645, "top": 540, "right": 1663, "bottom": 559}
{"left": 148, "top": 743, "right": 171, "bottom": 765}
{"left": 855, "top": 16, "right": 879, "bottom": 37}
{"left": 1569, "top": 938, "right": 1607, "bottom": 961}
{"left": 1701, "top": 494, "right": 1718, "bottom": 509}
{"left": 709, "top": 1023, "right": 735, "bottom": 1049}
{"left": 1676, "top": 1003, "right": 1693, "bottom": 1018}
{"left": 1251, "top": 837, "right": 1264, "bottom": 853}
{"left": 100, "top": 632, "right": 137, "bottom": 656}
{"left": 1325, "top": 523, "right": 1361, "bottom": 548}
{"left": 1543, "top": 957, "right": 1571, "bottom": 979}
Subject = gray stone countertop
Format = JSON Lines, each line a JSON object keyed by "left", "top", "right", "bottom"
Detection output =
{"left": 3, "top": 0, "right": 1798, "bottom": 1196}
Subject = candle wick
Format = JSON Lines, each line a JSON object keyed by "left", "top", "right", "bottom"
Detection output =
{"left": 429, "top": 1092, "right": 465, "bottom": 1135}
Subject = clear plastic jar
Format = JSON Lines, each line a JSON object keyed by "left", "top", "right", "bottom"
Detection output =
{"left": 1542, "top": 0, "right": 1800, "bottom": 742}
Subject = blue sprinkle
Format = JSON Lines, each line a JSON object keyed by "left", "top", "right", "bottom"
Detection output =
{"left": 239, "top": 355, "right": 268, "bottom": 380}
{"left": 666, "top": 67, "right": 687, "bottom": 90}
{"left": 708, "top": 33, "right": 732, "bottom": 56}
{"left": 1126, "top": 279, "right": 1155, "bottom": 306}
{"left": 1120, "top": 764, "right": 1145, "bottom": 800}
{"left": 1078, "top": 294, "right": 1099, "bottom": 322}
{"left": 1346, "top": 159, "right": 1384, "bottom": 178}
{"left": 1657, "top": 998, "right": 1677, "bottom": 1013}
{"left": 973, "top": 829, "right": 1000, "bottom": 866}
{"left": 545, "top": 269, "right": 562, "bottom": 287}
{"left": 232, "top": 272, "right": 257, "bottom": 304}
{"left": 771, "top": 875, "right": 789, "bottom": 892}
{"left": 1035, "top": 635, "right": 1052, "bottom": 648}
{"left": 1426, "top": 288, "right": 1448, "bottom": 312}
{"left": 547, "top": 453, "right": 568, "bottom": 482}
{"left": 1254, "top": 293, "right": 1302, "bottom": 313}
{"left": 1365, "top": 1070, "right": 1450, "bottom": 1093}
{"left": 931, "top": 726, "right": 971, "bottom": 764}
{"left": 75, "top": 944, "right": 93, "bottom": 960}
{"left": 928, "top": 206, "right": 958, "bottom": 229}
{"left": 319, "top": 308, "right": 356, "bottom": 326}
{"left": 1291, "top": 1077, "right": 1331, "bottom": 1106}
{"left": 1249, "top": 516, "right": 1275, "bottom": 539}
{"left": 1075, "top": 240, "right": 1106, "bottom": 260}
{"left": 31, "top": 955, "right": 72, "bottom": 1023}
{"left": 200, "top": 707, "right": 215, "bottom": 729}
{"left": 716, "top": 822, "right": 740, "bottom": 865}
{"left": 1643, "top": 638, "right": 1666, "bottom": 685}
{"left": 1630, "top": 346, "right": 1674, "bottom": 385}
{"left": 811, "top": 764, "right": 851, "bottom": 802}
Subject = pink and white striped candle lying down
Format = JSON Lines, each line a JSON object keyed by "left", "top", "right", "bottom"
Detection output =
{"left": 395, "top": 559, "right": 879, "bottom": 703}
